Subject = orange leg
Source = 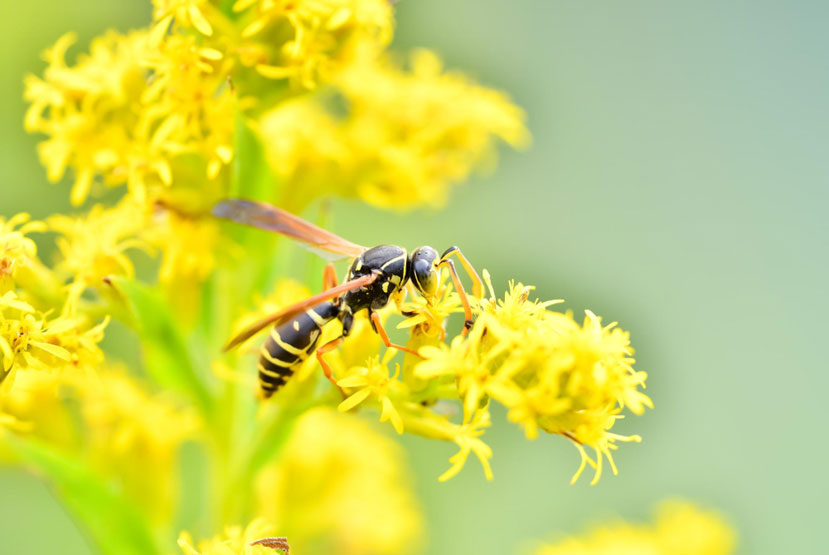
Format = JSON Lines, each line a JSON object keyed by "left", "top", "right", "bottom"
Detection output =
{"left": 316, "top": 336, "right": 345, "bottom": 393}
{"left": 437, "top": 259, "right": 475, "bottom": 336}
{"left": 251, "top": 537, "right": 290, "bottom": 554}
{"left": 322, "top": 263, "right": 339, "bottom": 291}
{"left": 370, "top": 311, "right": 423, "bottom": 358}
{"left": 441, "top": 246, "right": 484, "bottom": 298}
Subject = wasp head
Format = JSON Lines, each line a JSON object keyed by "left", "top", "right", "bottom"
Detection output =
{"left": 410, "top": 246, "right": 440, "bottom": 298}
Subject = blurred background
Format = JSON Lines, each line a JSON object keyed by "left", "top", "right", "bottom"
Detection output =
{"left": 2, "top": 1, "right": 826, "bottom": 553}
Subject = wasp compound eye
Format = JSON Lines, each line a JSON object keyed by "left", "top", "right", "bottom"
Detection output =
{"left": 411, "top": 246, "right": 439, "bottom": 297}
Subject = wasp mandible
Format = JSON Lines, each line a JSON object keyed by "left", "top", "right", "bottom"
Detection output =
{"left": 214, "top": 199, "right": 484, "bottom": 398}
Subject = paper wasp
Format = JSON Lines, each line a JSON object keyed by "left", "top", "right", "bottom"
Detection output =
{"left": 213, "top": 199, "right": 484, "bottom": 398}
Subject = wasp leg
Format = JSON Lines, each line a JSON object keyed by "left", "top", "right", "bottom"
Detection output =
{"left": 440, "top": 246, "right": 484, "bottom": 299}
{"left": 322, "top": 263, "right": 338, "bottom": 291}
{"left": 251, "top": 536, "right": 290, "bottom": 554}
{"left": 316, "top": 336, "right": 346, "bottom": 393}
{"left": 437, "top": 258, "right": 475, "bottom": 336}
{"left": 369, "top": 311, "right": 424, "bottom": 358}
{"left": 397, "top": 282, "right": 419, "bottom": 317}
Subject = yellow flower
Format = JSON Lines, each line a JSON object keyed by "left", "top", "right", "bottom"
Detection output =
{"left": 139, "top": 32, "right": 235, "bottom": 180}
{"left": 178, "top": 518, "right": 284, "bottom": 555}
{"left": 152, "top": 0, "right": 214, "bottom": 43}
{"left": 0, "top": 291, "right": 108, "bottom": 393}
{"left": 77, "top": 369, "right": 199, "bottom": 523}
{"left": 402, "top": 403, "right": 494, "bottom": 482}
{"left": 24, "top": 31, "right": 154, "bottom": 205}
{"left": 260, "top": 46, "right": 529, "bottom": 210}
{"left": 2, "top": 367, "right": 197, "bottom": 523}
{"left": 337, "top": 350, "right": 405, "bottom": 433}
{"left": 235, "top": 0, "right": 393, "bottom": 88}
{"left": 0, "top": 370, "right": 75, "bottom": 446}
{"left": 24, "top": 29, "right": 233, "bottom": 206}
{"left": 0, "top": 213, "right": 46, "bottom": 292}
{"left": 535, "top": 500, "right": 737, "bottom": 555}
{"left": 48, "top": 200, "right": 151, "bottom": 313}
{"left": 255, "top": 408, "right": 422, "bottom": 555}
{"left": 414, "top": 276, "right": 652, "bottom": 484}
{"left": 143, "top": 207, "right": 220, "bottom": 297}
{"left": 397, "top": 270, "right": 464, "bottom": 339}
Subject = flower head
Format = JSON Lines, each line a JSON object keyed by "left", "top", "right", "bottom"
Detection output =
{"left": 0, "top": 291, "right": 108, "bottom": 392}
{"left": 410, "top": 274, "right": 652, "bottom": 484}
{"left": 48, "top": 200, "right": 151, "bottom": 312}
{"left": 0, "top": 214, "right": 46, "bottom": 291}
{"left": 535, "top": 500, "right": 737, "bottom": 555}
{"left": 235, "top": 0, "right": 393, "bottom": 88}
{"left": 255, "top": 408, "right": 422, "bottom": 554}
{"left": 178, "top": 518, "right": 283, "bottom": 555}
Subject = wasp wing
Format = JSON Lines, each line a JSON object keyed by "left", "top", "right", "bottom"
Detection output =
{"left": 223, "top": 271, "right": 380, "bottom": 352}
{"left": 213, "top": 199, "right": 366, "bottom": 260}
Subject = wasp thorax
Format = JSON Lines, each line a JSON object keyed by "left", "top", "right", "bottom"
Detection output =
{"left": 410, "top": 246, "right": 439, "bottom": 297}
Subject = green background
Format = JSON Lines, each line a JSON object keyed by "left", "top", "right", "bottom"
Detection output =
{"left": 1, "top": 1, "right": 826, "bottom": 553}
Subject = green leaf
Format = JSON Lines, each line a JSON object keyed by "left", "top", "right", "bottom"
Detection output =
{"left": 110, "top": 276, "right": 214, "bottom": 417}
{"left": 6, "top": 436, "right": 160, "bottom": 555}
{"left": 229, "top": 111, "right": 279, "bottom": 203}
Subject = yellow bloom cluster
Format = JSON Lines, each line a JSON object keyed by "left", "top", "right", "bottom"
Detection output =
{"left": 535, "top": 500, "right": 737, "bottom": 555}
{"left": 0, "top": 214, "right": 44, "bottom": 291}
{"left": 24, "top": 0, "right": 525, "bottom": 215}
{"left": 320, "top": 271, "right": 651, "bottom": 484}
{"left": 48, "top": 200, "right": 152, "bottom": 311}
{"left": 233, "top": 0, "right": 393, "bottom": 87}
{"left": 178, "top": 518, "right": 285, "bottom": 555}
{"left": 3, "top": 368, "right": 198, "bottom": 522}
{"left": 254, "top": 408, "right": 422, "bottom": 554}
{"left": 261, "top": 46, "right": 529, "bottom": 209}
{"left": 0, "top": 214, "right": 109, "bottom": 404}
{"left": 23, "top": 29, "right": 232, "bottom": 206}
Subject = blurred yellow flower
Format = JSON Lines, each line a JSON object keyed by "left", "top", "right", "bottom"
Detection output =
{"left": 178, "top": 517, "right": 285, "bottom": 555}
{"left": 48, "top": 200, "right": 151, "bottom": 312}
{"left": 3, "top": 366, "right": 198, "bottom": 523}
{"left": 235, "top": 0, "right": 393, "bottom": 88}
{"left": 0, "top": 213, "right": 46, "bottom": 291}
{"left": 144, "top": 207, "right": 221, "bottom": 305}
{"left": 152, "top": 0, "right": 214, "bottom": 41}
{"left": 77, "top": 369, "right": 199, "bottom": 522}
{"left": 255, "top": 408, "right": 422, "bottom": 555}
{"left": 24, "top": 31, "right": 154, "bottom": 204}
{"left": 261, "top": 47, "right": 529, "bottom": 210}
{"left": 535, "top": 500, "right": 737, "bottom": 555}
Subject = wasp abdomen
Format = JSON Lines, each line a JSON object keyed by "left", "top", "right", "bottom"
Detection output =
{"left": 257, "top": 301, "right": 339, "bottom": 397}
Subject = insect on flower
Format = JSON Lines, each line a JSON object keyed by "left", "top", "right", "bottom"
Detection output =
{"left": 214, "top": 199, "right": 484, "bottom": 398}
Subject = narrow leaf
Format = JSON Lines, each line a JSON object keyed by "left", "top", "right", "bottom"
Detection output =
{"left": 7, "top": 436, "right": 160, "bottom": 555}
{"left": 110, "top": 277, "right": 213, "bottom": 416}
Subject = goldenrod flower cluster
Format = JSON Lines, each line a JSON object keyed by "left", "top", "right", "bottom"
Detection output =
{"left": 0, "top": 213, "right": 109, "bottom": 409}
{"left": 535, "top": 500, "right": 737, "bottom": 555}
{"left": 25, "top": 0, "right": 525, "bottom": 214}
{"left": 177, "top": 518, "right": 282, "bottom": 555}
{"left": 255, "top": 408, "right": 422, "bottom": 554}
{"left": 260, "top": 45, "right": 529, "bottom": 209}
{"left": 2, "top": 368, "right": 197, "bottom": 523}
{"left": 318, "top": 272, "right": 651, "bottom": 484}
{"left": 5, "top": 0, "right": 678, "bottom": 553}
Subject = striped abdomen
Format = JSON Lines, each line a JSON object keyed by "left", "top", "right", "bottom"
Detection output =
{"left": 257, "top": 301, "right": 340, "bottom": 398}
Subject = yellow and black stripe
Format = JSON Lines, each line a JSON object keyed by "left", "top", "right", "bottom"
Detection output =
{"left": 257, "top": 301, "right": 340, "bottom": 397}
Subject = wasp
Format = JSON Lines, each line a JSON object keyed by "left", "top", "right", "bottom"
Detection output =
{"left": 214, "top": 199, "right": 484, "bottom": 398}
